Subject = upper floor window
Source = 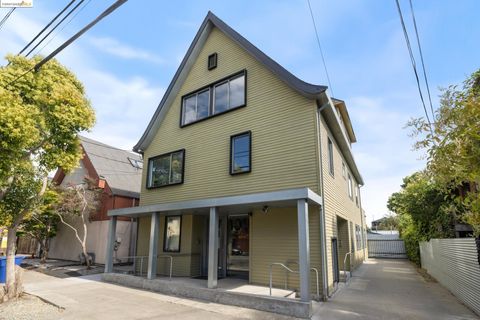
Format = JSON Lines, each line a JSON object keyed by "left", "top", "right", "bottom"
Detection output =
{"left": 230, "top": 131, "right": 251, "bottom": 174}
{"left": 327, "top": 138, "right": 334, "bottom": 176}
{"left": 342, "top": 162, "right": 346, "bottom": 178}
{"left": 348, "top": 173, "right": 353, "bottom": 199}
{"left": 147, "top": 149, "right": 185, "bottom": 188}
{"left": 355, "top": 185, "right": 359, "bottom": 206}
{"left": 181, "top": 71, "right": 246, "bottom": 126}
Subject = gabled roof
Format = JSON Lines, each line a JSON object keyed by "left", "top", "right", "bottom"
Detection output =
{"left": 80, "top": 136, "right": 142, "bottom": 198}
{"left": 133, "top": 11, "right": 327, "bottom": 153}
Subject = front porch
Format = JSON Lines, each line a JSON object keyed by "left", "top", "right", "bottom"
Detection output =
{"left": 104, "top": 187, "right": 326, "bottom": 318}
{"left": 102, "top": 272, "right": 311, "bottom": 318}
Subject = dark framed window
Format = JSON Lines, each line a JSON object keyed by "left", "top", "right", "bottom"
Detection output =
{"left": 328, "top": 138, "right": 334, "bottom": 176}
{"left": 208, "top": 53, "right": 217, "bottom": 70}
{"left": 230, "top": 131, "right": 251, "bottom": 175}
{"left": 180, "top": 70, "right": 246, "bottom": 126}
{"left": 164, "top": 215, "right": 181, "bottom": 252}
{"left": 147, "top": 149, "right": 185, "bottom": 188}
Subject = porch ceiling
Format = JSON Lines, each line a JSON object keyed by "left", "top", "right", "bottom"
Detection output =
{"left": 108, "top": 187, "right": 322, "bottom": 218}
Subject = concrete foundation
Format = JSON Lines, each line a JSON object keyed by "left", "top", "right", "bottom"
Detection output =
{"left": 102, "top": 273, "right": 312, "bottom": 318}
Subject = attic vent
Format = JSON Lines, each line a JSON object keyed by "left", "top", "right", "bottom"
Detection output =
{"left": 208, "top": 53, "right": 217, "bottom": 70}
{"left": 128, "top": 157, "right": 143, "bottom": 169}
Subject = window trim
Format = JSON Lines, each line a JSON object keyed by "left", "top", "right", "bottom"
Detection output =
{"left": 146, "top": 149, "right": 185, "bottom": 189}
{"left": 179, "top": 70, "right": 247, "bottom": 127}
{"left": 163, "top": 215, "right": 182, "bottom": 253}
{"left": 230, "top": 131, "right": 252, "bottom": 175}
{"left": 342, "top": 162, "right": 346, "bottom": 179}
{"left": 327, "top": 137, "right": 334, "bottom": 177}
{"left": 348, "top": 173, "right": 353, "bottom": 199}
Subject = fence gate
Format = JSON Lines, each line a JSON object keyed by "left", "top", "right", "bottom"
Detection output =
{"left": 367, "top": 239, "right": 407, "bottom": 258}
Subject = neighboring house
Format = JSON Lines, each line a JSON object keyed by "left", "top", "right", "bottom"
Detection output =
{"left": 104, "top": 11, "right": 367, "bottom": 313}
{"left": 49, "top": 136, "right": 142, "bottom": 264}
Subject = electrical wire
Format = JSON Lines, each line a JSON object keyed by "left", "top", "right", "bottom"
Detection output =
{"left": 394, "top": 0, "right": 434, "bottom": 136}
{"left": 306, "top": 0, "right": 334, "bottom": 97}
{"left": 18, "top": 0, "right": 77, "bottom": 55}
{"left": 25, "top": 0, "right": 86, "bottom": 57}
{"left": 408, "top": 0, "right": 435, "bottom": 120}
{"left": 0, "top": 8, "right": 15, "bottom": 32}
{"left": 32, "top": 0, "right": 92, "bottom": 57}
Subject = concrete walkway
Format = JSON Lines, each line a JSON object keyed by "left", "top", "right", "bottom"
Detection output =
{"left": 312, "top": 259, "right": 479, "bottom": 320}
{"left": 23, "top": 271, "right": 292, "bottom": 320}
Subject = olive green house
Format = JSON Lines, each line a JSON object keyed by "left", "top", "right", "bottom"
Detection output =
{"left": 104, "top": 11, "right": 366, "bottom": 317}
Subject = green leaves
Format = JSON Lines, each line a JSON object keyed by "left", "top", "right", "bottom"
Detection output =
{"left": 406, "top": 69, "right": 480, "bottom": 237}
{"left": 0, "top": 54, "right": 95, "bottom": 230}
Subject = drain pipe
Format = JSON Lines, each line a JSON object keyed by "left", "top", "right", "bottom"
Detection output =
{"left": 317, "top": 101, "right": 330, "bottom": 301}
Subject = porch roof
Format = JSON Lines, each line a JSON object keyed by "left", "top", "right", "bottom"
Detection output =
{"left": 108, "top": 187, "right": 322, "bottom": 217}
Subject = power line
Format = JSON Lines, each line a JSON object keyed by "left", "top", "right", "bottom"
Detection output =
{"left": 408, "top": 0, "right": 435, "bottom": 121}
{"left": 4, "top": 0, "right": 127, "bottom": 87}
{"left": 394, "top": 0, "right": 434, "bottom": 137}
{"left": 25, "top": 0, "right": 86, "bottom": 57}
{"left": 18, "top": 0, "right": 77, "bottom": 56}
{"left": 306, "top": 0, "right": 334, "bottom": 97}
{"left": 35, "top": 0, "right": 128, "bottom": 71}
{"left": 33, "top": 0, "right": 92, "bottom": 57}
{"left": 0, "top": 8, "right": 15, "bottom": 32}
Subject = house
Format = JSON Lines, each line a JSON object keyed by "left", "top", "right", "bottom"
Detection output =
{"left": 49, "top": 136, "right": 142, "bottom": 264}
{"left": 103, "top": 12, "right": 367, "bottom": 317}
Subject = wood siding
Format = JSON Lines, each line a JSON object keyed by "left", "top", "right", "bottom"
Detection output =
{"left": 318, "top": 114, "right": 366, "bottom": 293}
{"left": 140, "top": 27, "right": 319, "bottom": 206}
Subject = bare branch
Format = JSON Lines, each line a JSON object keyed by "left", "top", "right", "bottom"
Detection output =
{"left": 56, "top": 212, "right": 83, "bottom": 245}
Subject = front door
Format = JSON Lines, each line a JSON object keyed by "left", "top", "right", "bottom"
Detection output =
{"left": 332, "top": 238, "right": 340, "bottom": 283}
{"left": 226, "top": 214, "right": 249, "bottom": 280}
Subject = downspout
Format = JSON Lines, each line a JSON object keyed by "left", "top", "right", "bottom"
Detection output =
{"left": 316, "top": 101, "right": 330, "bottom": 301}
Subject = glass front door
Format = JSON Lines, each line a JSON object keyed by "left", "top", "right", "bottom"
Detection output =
{"left": 226, "top": 214, "right": 249, "bottom": 279}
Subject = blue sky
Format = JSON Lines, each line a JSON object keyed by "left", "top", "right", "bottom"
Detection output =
{"left": 1, "top": 0, "right": 479, "bottom": 224}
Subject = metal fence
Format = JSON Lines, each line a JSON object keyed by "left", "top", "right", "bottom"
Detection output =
{"left": 420, "top": 238, "right": 480, "bottom": 316}
{"left": 367, "top": 239, "right": 407, "bottom": 258}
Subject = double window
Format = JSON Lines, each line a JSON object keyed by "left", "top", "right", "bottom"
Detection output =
{"left": 147, "top": 149, "right": 185, "bottom": 188}
{"left": 230, "top": 131, "right": 251, "bottom": 174}
{"left": 181, "top": 71, "right": 246, "bottom": 126}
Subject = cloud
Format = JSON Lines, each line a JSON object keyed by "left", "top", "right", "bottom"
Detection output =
{"left": 88, "top": 36, "right": 164, "bottom": 64}
{"left": 348, "top": 95, "right": 426, "bottom": 225}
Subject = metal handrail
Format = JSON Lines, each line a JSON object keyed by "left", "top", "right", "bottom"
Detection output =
{"left": 115, "top": 255, "right": 173, "bottom": 279}
{"left": 157, "top": 255, "right": 173, "bottom": 279}
{"left": 343, "top": 252, "right": 352, "bottom": 282}
{"left": 269, "top": 262, "right": 320, "bottom": 300}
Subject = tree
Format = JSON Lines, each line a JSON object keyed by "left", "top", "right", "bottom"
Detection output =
{"left": 375, "top": 214, "right": 399, "bottom": 231}
{"left": 408, "top": 70, "right": 480, "bottom": 236}
{"left": 388, "top": 172, "right": 456, "bottom": 264}
{"left": 18, "top": 187, "right": 60, "bottom": 263}
{"left": 0, "top": 55, "right": 94, "bottom": 299}
{"left": 56, "top": 178, "right": 101, "bottom": 269}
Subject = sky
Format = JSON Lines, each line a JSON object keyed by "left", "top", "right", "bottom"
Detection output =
{"left": 1, "top": 0, "right": 479, "bottom": 226}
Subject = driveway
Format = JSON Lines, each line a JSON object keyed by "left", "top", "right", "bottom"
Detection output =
{"left": 312, "top": 259, "right": 478, "bottom": 320}
{"left": 23, "top": 271, "right": 291, "bottom": 320}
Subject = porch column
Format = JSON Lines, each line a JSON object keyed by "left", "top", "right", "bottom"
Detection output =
{"left": 297, "top": 199, "right": 311, "bottom": 302}
{"left": 104, "top": 215, "right": 117, "bottom": 273}
{"left": 147, "top": 212, "right": 160, "bottom": 280}
{"left": 208, "top": 207, "right": 219, "bottom": 289}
